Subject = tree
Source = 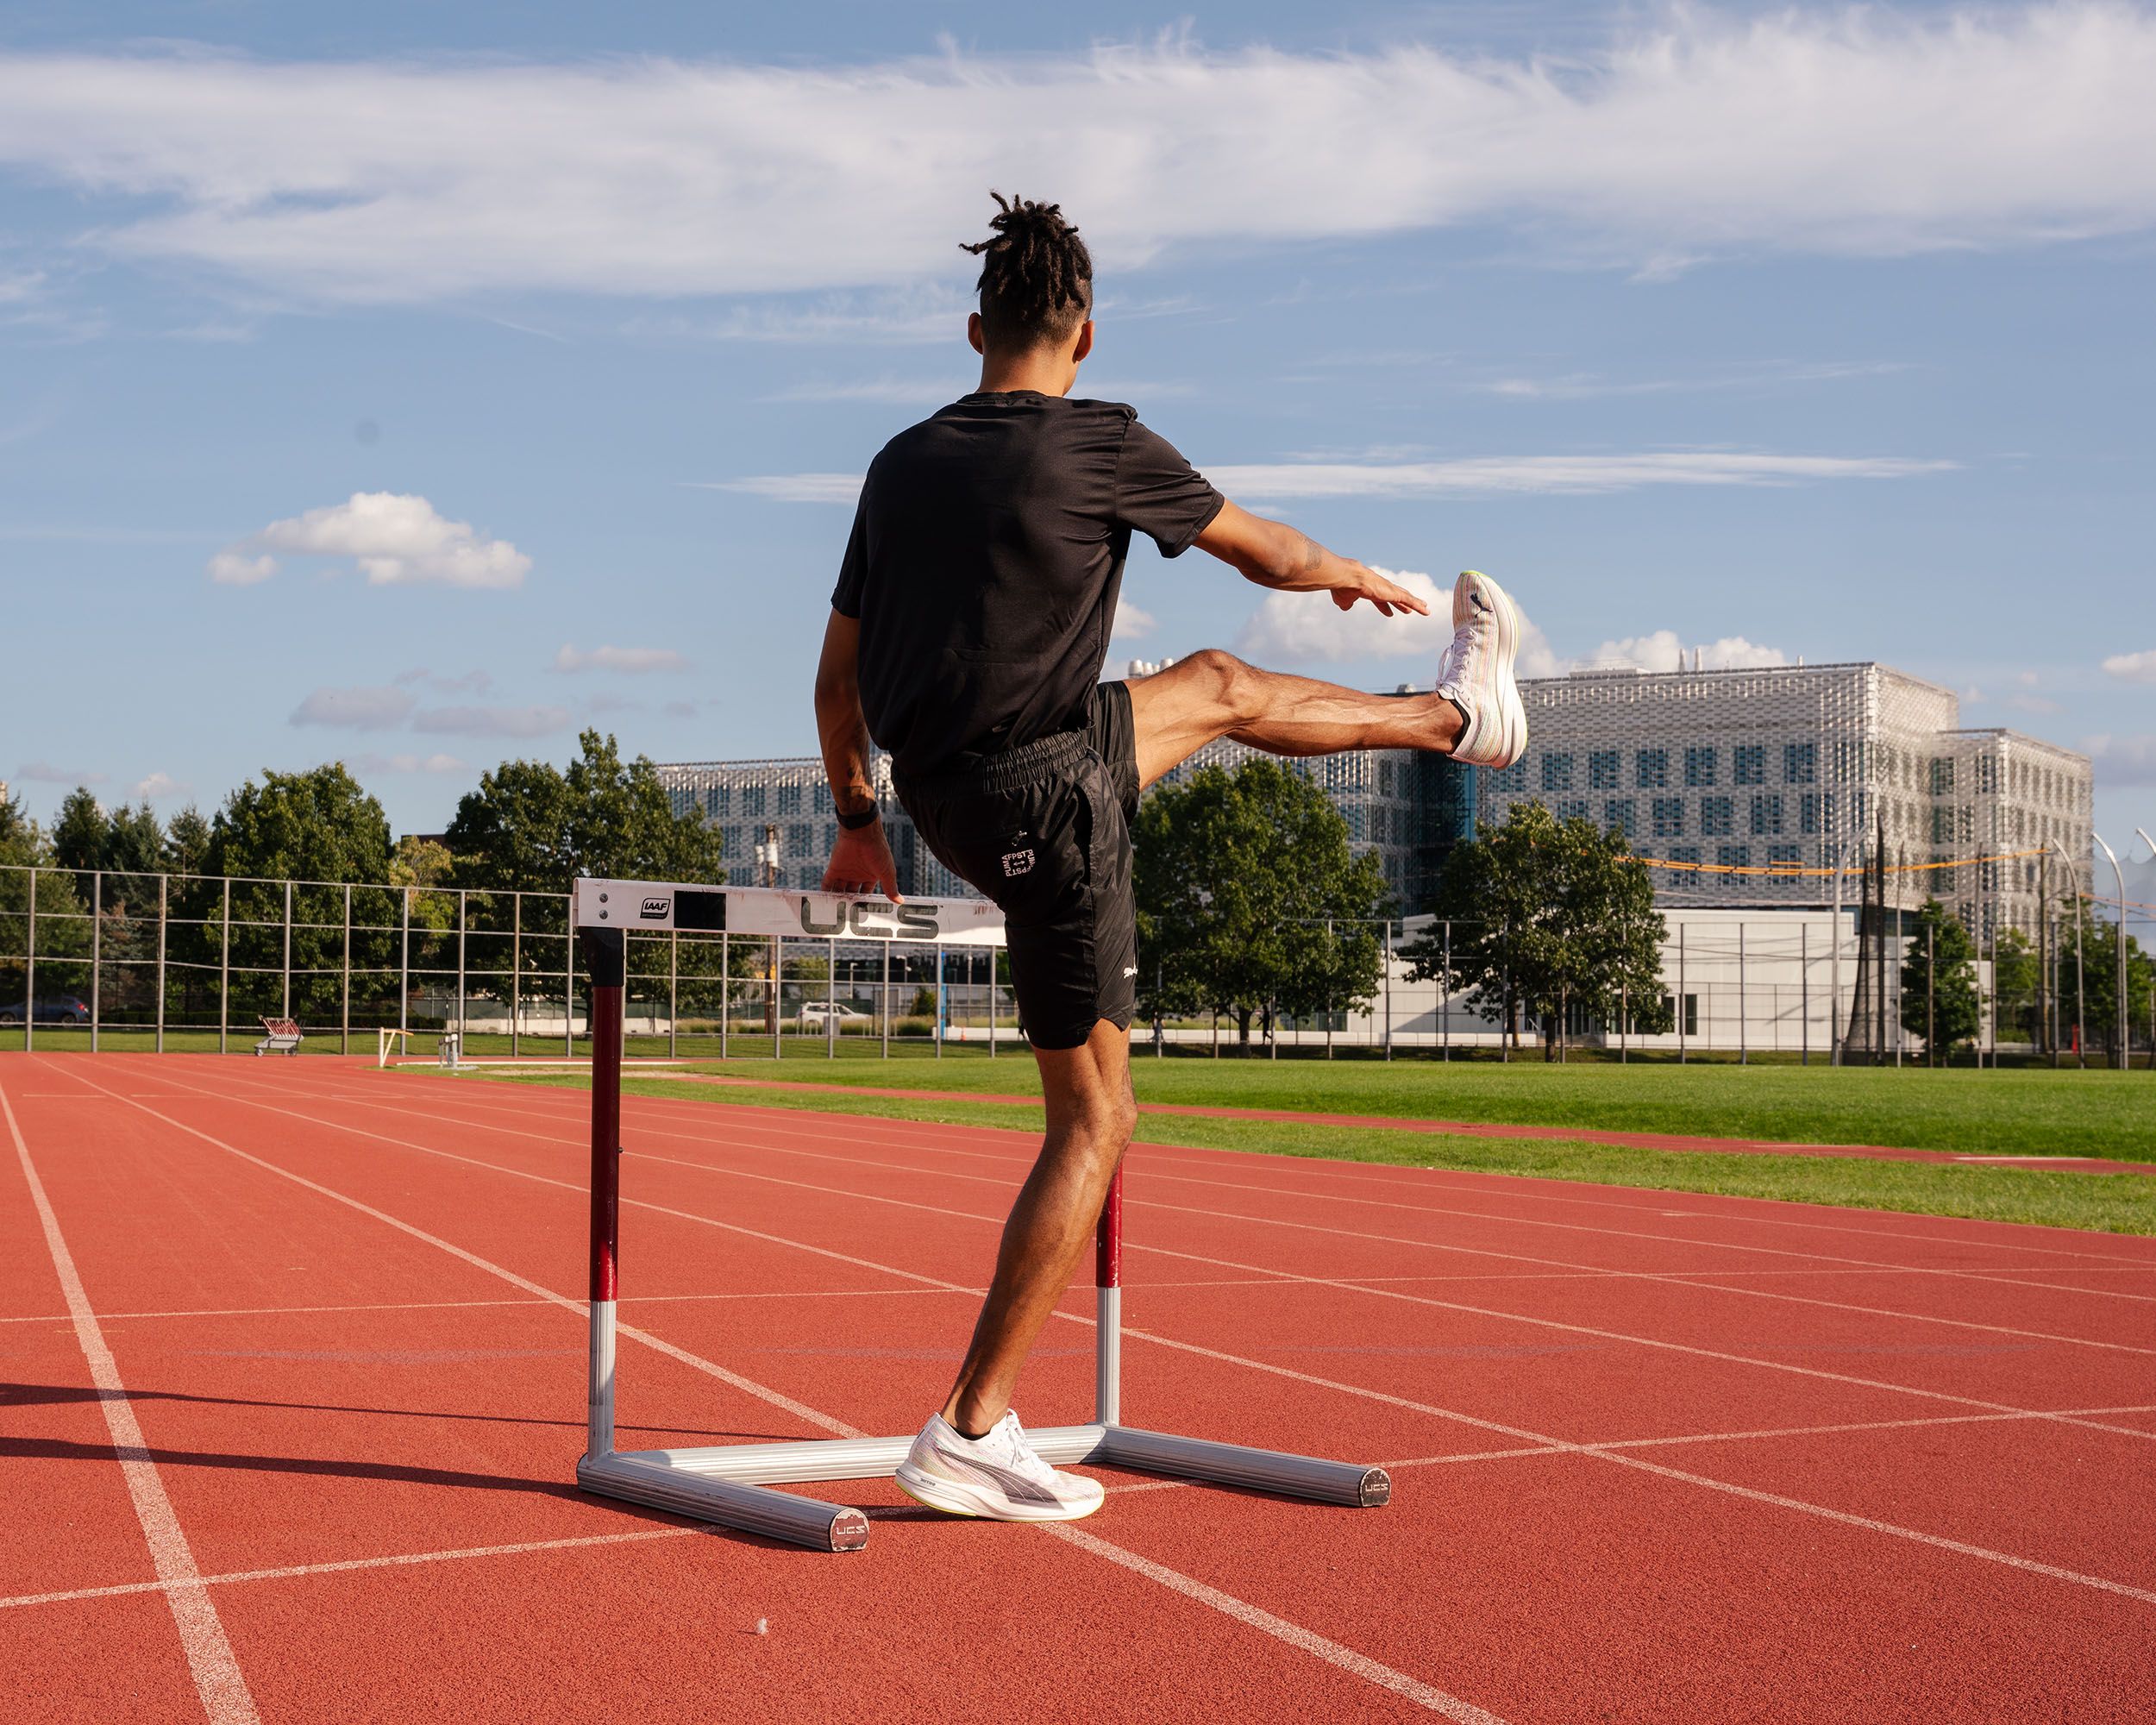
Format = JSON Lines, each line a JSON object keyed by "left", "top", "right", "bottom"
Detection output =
{"left": 163, "top": 807, "right": 214, "bottom": 878}
{"left": 51, "top": 787, "right": 107, "bottom": 877}
{"left": 103, "top": 802, "right": 166, "bottom": 877}
{"left": 1898, "top": 897, "right": 1982, "bottom": 1061}
{"left": 2080, "top": 911, "right": 2154, "bottom": 1062}
{"left": 209, "top": 763, "right": 395, "bottom": 884}
{"left": 447, "top": 729, "right": 726, "bottom": 893}
{"left": 1132, "top": 758, "right": 1389, "bottom": 1049}
{"left": 1402, "top": 800, "right": 1669, "bottom": 1059}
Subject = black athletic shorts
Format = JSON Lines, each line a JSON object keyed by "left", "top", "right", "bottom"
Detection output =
{"left": 893, "top": 683, "right": 1139, "bottom": 1051}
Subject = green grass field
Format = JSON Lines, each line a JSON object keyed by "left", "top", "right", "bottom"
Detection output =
{"left": 486, "top": 1069, "right": 2156, "bottom": 1236}
{"left": 618, "top": 1054, "right": 2156, "bottom": 1164}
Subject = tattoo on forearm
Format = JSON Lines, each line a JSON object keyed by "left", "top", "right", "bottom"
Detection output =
{"left": 1297, "top": 530, "right": 1324, "bottom": 576}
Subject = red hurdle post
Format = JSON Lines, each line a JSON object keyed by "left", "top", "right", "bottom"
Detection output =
{"left": 1095, "top": 1165, "right": 1123, "bottom": 1427}
{"left": 580, "top": 923, "right": 624, "bottom": 1460}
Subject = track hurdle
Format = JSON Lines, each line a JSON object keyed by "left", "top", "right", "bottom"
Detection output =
{"left": 571, "top": 878, "right": 1389, "bottom": 1552}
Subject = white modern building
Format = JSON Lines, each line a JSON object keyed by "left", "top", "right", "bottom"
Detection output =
{"left": 1476, "top": 662, "right": 2094, "bottom": 940}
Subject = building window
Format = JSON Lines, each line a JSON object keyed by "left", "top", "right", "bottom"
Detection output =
{"left": 1800, "top": 793, "right": 1821, "bottom": 834}
{"left": 787, "top": 822, "right": 813, "bottom": 856}
{"left": 1589, "top": 750, "right": 1620, "bottom": 790}
{"left": 812, "top": 782, "right": 831, "bottom": 813}
{"left": 1767, "top": 844, "right": 1802, "bottom": 868}
{"left": 1345, "top": 805, "right": 1366, "bottom": 841}
{"left": 1701, "top": 795, "right": 1734, "bottom": 837}
{"left": 1605, "top": 800, "right": 1637, "bottom": 838}
{"left": 1784, "top": 742, "right": 1816, "bottom": 785}
{"left": 1977, "top": 756, "right": 1999, "bottom": 795}
{"left": 668, "top": 787, "right": 693, "bottom": 818}
{"left": 1670, "top": 845, "right": 1702, "bottom": 864}
{"left": 1541, "top": 753, "right": 1575, "bottom": 793}
{"left": 1734, "top": 744, "right": 1765, "bottom": 786}
{"left": 1684, "top": 746, "right": 1718, "bottom": 787}
{"left": 742, "top": 786, "right": 766, "bottom": 818}
{"left": 777, "top": 783, "right": 803, "bottom": 816}
{"left": 1751, "top": 794, "right": 1784, "bottom": 836}
{"left": 1931, "top": 758, "right": 1956, "bottom": 795}
{"left": 1651, "top": 797, "right": 1685, "bottom": 837}
{"left": 1717, "top": 844, "right": 1751, "bottom": 869}
{"left": 1557, "top": 800, "right": 1589, "bottom": 823}
{"left": 1489, "top": 760, "right": 1528, "bottom": 794}
{"left": 1635, "top": 749, "right": 1669, "bottom": 789}
{"left": 705, "top": 785, "right": 730, "bottom": 818}
{"left": 1931, "top": 806, "right": 1955, "bottom": 844}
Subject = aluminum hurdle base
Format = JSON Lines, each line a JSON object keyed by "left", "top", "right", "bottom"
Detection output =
{"left": 571, "top": 881, "right": 1390, "bottom": 1552}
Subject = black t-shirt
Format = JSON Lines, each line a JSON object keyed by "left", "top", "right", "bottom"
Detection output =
{"left": 830, "top": 392, "right": 1223, "bottom": 778}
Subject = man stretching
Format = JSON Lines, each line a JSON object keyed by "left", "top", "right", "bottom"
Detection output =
{"left": 816, "top": 192, "right": 1525, "bottom": 1522}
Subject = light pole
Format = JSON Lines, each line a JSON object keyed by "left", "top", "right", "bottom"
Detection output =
{"left": 2049, "top": 838, "right": 2086, "bottom": 1067}
{"left": 2095, "top": 833, "right": 2129, "bottom": 1070}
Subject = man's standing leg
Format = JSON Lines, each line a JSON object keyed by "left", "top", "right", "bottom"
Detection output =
{"left": 939, "top": 1018, "right": 1134, "bottom": 1436}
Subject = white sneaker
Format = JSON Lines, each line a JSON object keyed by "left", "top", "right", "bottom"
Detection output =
{"left": 894, "top": 1411, "right": 1105, "bottom": 1523}
{"left": 1436, "top": 568, "right": 1527, "bottom": 769}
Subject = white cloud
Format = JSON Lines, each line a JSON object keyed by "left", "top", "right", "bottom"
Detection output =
{"left": 1206, "top": 453, "right": 1953, "bottom": 499}
{"left": 131, "top": 770, "right": 188, "bottom": 800}
{"left": 290, "top": 686, "right": 418, "bottom": 730}
{"left": 2082, "top": 735, "right": 2156, "bottom": 787}
{"left": 348, "top": 751, "right": 467, "bottom": 776}
{"left": 552, "top": 644, "right": 690, "bottom": 674}
{"left": 15, "top": 760, "right": 104, "bottom": 784}
{"left": 1575, "top": 631, "right": 1789, "bottom": 674}
{"left": 3, "top": 9, "right": 2155, "bottom": 303}
{"left": 208, "top": 492, "right": 530, "bottom": 589}
{"left": 1236, "top": 568, "right": 1456, "bottom": 664}
{"left": 729, "top": 451, "right": 1952, "bottom": 505}
{"left": 1112, "top": 599, "right": 1156, "bottom": 644}
{"left": 1479, "top": 361, "right": 1910, "bottom": 400}
{"left": 2007, "top": 691, "right": 2064, "bottom": 714}
{"left": 410, "top": 704, "right": 570, "bottom": 737}
{"left": 2101, "top": 649, "right": 2156, "bottom": 683}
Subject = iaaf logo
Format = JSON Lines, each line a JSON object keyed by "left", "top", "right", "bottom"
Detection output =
{"left": 639, "top": 897, "right": 671, "bottom": 920}
{"left": 797, "top": 900, "right": 943, "bottom": 940}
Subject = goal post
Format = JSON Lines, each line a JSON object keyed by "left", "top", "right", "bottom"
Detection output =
{"left": 570, "top": 878, "right": 1388, "bottom": 1552}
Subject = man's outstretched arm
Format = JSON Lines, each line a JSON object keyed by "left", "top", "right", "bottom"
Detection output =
{"left": 813, "top": 609, "right": 902, "bottom": 901}
{"left": 1193, "top": 499, "right": 1429, "bottom": 618}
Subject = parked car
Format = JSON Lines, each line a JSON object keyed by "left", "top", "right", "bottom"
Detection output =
{"left": 0, "top": 994, "right": 92, "bottom": 1026}
{"left": 798, "top": 1000, "right": 869, "bottom": 1026}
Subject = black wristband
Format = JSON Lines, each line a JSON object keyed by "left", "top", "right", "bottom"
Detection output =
{"left": 837, "top": 803, "right": 881, "bottom": 831}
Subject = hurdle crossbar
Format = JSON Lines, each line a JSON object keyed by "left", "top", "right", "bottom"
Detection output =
{"left": 572, "top": 878, "right": 1388, "bottom": 1552}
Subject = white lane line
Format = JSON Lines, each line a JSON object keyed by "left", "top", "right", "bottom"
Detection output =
{"left": 293, "top": 1080, "right": 2156, "bottom": 1357}
{"left": 0, "top": 1076, "right": 261, "bottom": 1725}
{"left": 249, "top": 1082, "right": 2156, "bottom": 1439}
{"left": 0, "top": 1527, "right": 702, "bottom": 1611}
{"left": 1045, "top": 1522, "right": 1507, "bottom": 1722}
{"left": 45, "top": 1064, "right": 1506, "bottom": 1720}
{"left": 0, "top": 1285, "right": 965, "bottom": 1328}
{"left": 132, "top": 1063, "right": 2156, "bottom": 1608}
{"left": 402, "top": 1070, "right": 2156, "bottom": 1270}
{"left": 367, "top": 1076, "right": 2156, "bottom": 1309}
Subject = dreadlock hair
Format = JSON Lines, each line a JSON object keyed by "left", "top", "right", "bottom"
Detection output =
{"left": 960, "top": 191, "right": 1094, "bottom": 351}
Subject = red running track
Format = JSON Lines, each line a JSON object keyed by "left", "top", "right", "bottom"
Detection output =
{"left": 3, "top": 1052, "right": 2153, "bottom": 1724}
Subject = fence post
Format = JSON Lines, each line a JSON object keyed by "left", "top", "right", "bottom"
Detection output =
{"left": 721, "top": 930, "right": 730, "bottom": 1060}
{"left": 773, "top": 935, "right": 784, "bottom": 1061}
{"left": 282, "top": 878, "right": 293, "bottom": 1021}
{"left": 826, "top": 935, "right": 837, "bottom": 1059}
{"left": 934, "top": 943, "right": 943, "bottom": 1060}
{"left": 1677, "top": 922, "right": 1687, "bottom": 1064}
{"left": 155, "top": 874, "right": 167, "bottom": 1055}
{"left": 23, "top": 868, "right": 33, "bottom": 1054}
{"left": 1382, "top": 919, "right": 1393, "bottom": 1062}
{"left": 458, "top": 888, "right": 468, "bottom": 1057}
{"left": 564, "top": 904, "right": 573, "bottom": 1058}
{"left": 91, "top": 870, "right": 102, "bottom": 1053}
{"left": 879, "top": 938, "right": 887, "bottom": 1060}
{"left": 1442, "top": 919, "right": 1451, "bottom": 1063}
{"left": 987, "top": 945, "right": 997, "bottom": 1058}
{"left": 1738, "top": 919, "right": 1746, "bottom": 1066}
{"left": 510, "top": 893, "right": 521, "bottom": 1061}
{"left": 670, "top": 927, "right": 679, "bottom": 1060}
{"left": 1801, "top": 921, "right": 1808, "bottom": 1066}
{"left": 218, "top": 876, "right": 230, "bottom": 1055}
{"left": 342, "top": 884, "right": 352, "bottom": 1057}
{"left": 399, "top": 882, "right": 411, "bottom": 1050}
{"left": 1927, "top": 921, "right": 1936, "bottom": 1067}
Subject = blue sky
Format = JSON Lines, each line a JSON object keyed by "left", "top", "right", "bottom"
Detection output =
{"left": 1, "top": 2, "right": 2152, "bottom": 870}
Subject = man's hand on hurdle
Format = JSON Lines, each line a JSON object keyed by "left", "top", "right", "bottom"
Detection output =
{"left": 822, "top": 819, "right": 903, "bottom": 903}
